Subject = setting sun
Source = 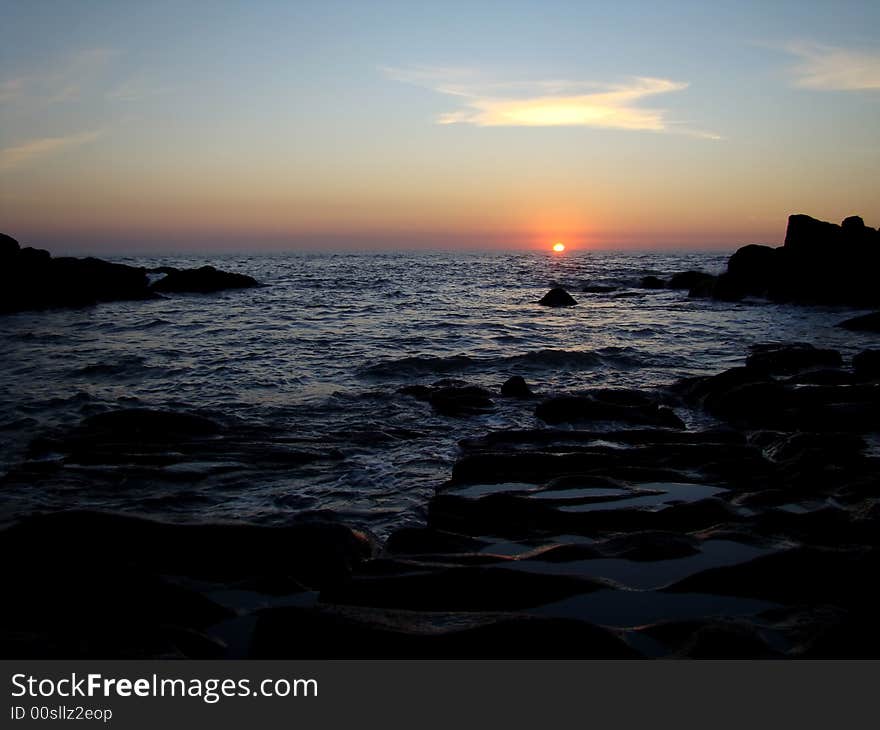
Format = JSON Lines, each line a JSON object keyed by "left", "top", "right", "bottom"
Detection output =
{"left": 552, "top": 242, "right": 566, "bottom": 253}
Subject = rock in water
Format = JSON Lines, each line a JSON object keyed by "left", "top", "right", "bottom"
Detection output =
{"left": 1, "top": 241, "right": 155, "bottom": 314}
{"left": 538, "top": 287, "right": 577, "bottom": 307}
{"left": 668, "top": 270, "right": 714, "bottom": 290}
{"left": 151, "top": 265, "right": 259, "bottom": 293}
{"left": 837, "top": 312, "right": 880, "bottom": 332}
{"left": 640, "top": 276, "right": 666, "bottom": 289}
{"left": 853, "top": 350, "right": 880, "bottom": 381}
{"left": 500, "top": 375, "right": 533, "bottom": 398}
{"left": 745, "top": 343, "right": 843, "bottom": 374}
{"left": 712, "top": 213, "right": 880, "bottom": 306}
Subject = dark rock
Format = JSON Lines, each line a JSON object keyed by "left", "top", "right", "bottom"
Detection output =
{"left": 399, "top": 382, "right": 494, "bottom": 417}
{"left": 725, "top": 244, "right": 778, "bottom": 297}
{"left": 795, "top": 610, "right": 880, "bottom": 658}
{"left": 686, "top": 274, "right": 718, "bottom": 298}
{"left": 500, "top": 375, "right": 533, "bottom": 398}
{"left": 384, "top": 528, "right": 490, "bottom": 556}
{"left": 151, "top": 265, "right": 259, "bottom": 293}
{"left": 83, "top": 408, "right": 222, "bottom": 438}
{"left": 535, "top": 395, "right": 684, "bottom": 428}
{"left": 320, "top": 564, "right": 607, "bottom": 611}
{"left": 853, "top": 350, "right": 880, "bottom": 381}
{"left": 785, "top": 368, "right": 853, "bottom": 386}
{"left": 538, "top": 287, "right": 577, "bottom": 307}
{"left": 1, "top": 237, "right": 156, "bottom": 313}
{"left": 668, "top": 270, "right": 714, "bottom": 290}
{"left": 676, "top": 621, "right": 780, "bottom": 659}
{"left": 595, "top": 531, "right": 701, "bottom": 561}
{"left": 746, "top": 343, "right": 843, "bottom": 374}
{"left": 675, "top": 366, "right": 771, "bottom": 405}
{"left": 0, "top": 510, "right": 376, "bottom": 589}
{"left": 664, "top": 546, "right": 878, "bottom": 607}
{"left": 704, "top": 381, "right": 790, "bottom": 425}
{"left": 837, "top": 311, "right": 880, "bottom": 332}
{"left": 251, "top": 606, "right": 638, "bottom": 658}
{"left": 711, "top": 214, "right": 880, "bottom": 306}
{"left": 784, "top": 214, "right": 842, "bottom": 253}
{"left": 708, "top": 271, "right": 749, "bottom": 301}
{"left": 0, "top": 232, "right": 20, "bottom": 260}
{"left": 430, "top": 386, "right": 494, "bottom": 417}
{"left": 639, "top": 276, "right": 665, "bottom": 289}
{"left": 762, "top": 431, "right": 866, "bottom": 470}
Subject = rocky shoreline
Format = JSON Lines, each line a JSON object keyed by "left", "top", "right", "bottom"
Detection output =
{"left": 2, "top": 213, "right": 879, "bottom": 658}
{"left": 0, "top": 233, "right": 259, "bottom": 314}
{"left": 2, "top": 337, "right": 878, "bottom": 658}
{"left": 639, "top": 213, "right": 880, "bottom": 310}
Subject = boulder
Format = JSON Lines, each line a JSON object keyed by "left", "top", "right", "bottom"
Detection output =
{"left": 0, "top": 510, "right": 375, "bottom": 589}
{"left": 725, "top": 244, "right": 778, "bottom": 297}
{"left": 535, "top": 395, "right": 684, "bottom": 428}
{"left": 151, "top": 265, "right": 259, "bottom": 293}
{"left": 639, "top": 276, "right": 665, "bottom": 289}
{"left": 538, "top": 287, "right": 577, "bottom": 307}
{"left": 838, "top": 312, "right": 880, "bottom": 332}
{"left": 0, "top": 232, "right": 20, "bottom": 261}
{"left": 319, "top": 564, "right": 606, "bottom": 611}
{"left": 746, "top": 343, "right": 843, "bottom": 374}
{"left": 500, "top": 375, "right": 533, "bottom": 398}
{"left": 1, "top": 237, "right": 155, "bottom": 313}
{"left": 250, "top": 605, "right": 638, "bottom": 659}
{"left": 709, "top": 214, "right": 880, "bottom": 306}
{"left": 853, "top": 350, "right": 880, "bottom": 381}
{"left": 668, "top": 270, "right": 714, "bottom": 290}
{"left": 82, "top": 408, "right": 223, "bottom": 438}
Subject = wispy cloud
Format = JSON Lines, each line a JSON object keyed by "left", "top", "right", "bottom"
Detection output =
{"left": 0, "top": 130, "right": 103, "bottom": 172}
{"left": 785, "top": 41, "right": 880, "bottom": 91}
{"left": 0, "top": 48, "right": 118, "bottom": 108}
{"left": 384, "top": 66, "right": 719, "bottom": 138}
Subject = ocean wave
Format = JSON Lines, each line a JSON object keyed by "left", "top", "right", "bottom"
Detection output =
{"left": 71, "top": 355, "right": 151, "bottom": 378}
{"left": 358, "top": 348, "right": 652, "bottom": 379}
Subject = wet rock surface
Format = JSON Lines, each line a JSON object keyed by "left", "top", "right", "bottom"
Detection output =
{"left": 3, "top": 339, "right": 879, "bottom": 658}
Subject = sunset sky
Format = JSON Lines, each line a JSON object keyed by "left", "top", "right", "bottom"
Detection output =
{"left": 1, "top": 1, "right": 879, "bottom": 252}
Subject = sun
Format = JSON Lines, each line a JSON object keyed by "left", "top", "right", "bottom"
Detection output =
{"left": 552, "top": 242, "right": 565, "bottom": 253}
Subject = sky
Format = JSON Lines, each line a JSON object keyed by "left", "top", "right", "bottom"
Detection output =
{"left": 1, "top": 0, "right": 879, "bottom": 253}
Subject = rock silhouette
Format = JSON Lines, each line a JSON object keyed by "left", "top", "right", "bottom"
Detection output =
{"left": 150, "top": 265, "right": 259, "bottom": 293}
{"left": 838, "top": 311, "right": 880, "bottom": 332}
{"left": 683, "top": 214, "right": 880, "bottom": 305}
{"left": 538, "top": 287, "right": 577, "bottom": 306}
{"left": 0, "top": 232, "right": 260, "bottom": 314}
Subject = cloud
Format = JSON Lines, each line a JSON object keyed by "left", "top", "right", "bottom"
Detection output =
{"left": 384, "top": 67, "right": 718, "bottom": 138}
{"left": 0, "top": 48, "right": 118, "bottom": 108}
{"left": 785, "top": 41, "right": 880, "bottom": 91}
{"left": 0, "top": 130, "right": 102, "bottom": 172}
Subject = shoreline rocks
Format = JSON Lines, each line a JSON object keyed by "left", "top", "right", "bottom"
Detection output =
{"left": 150, "top": 265, "right": 259, "bottom": 293}
{"left": 0, "top": 232, "right": 260, "bottom": 314}
{"left": 4, "top": 338, "right": 880, "bottom": 658}
{"left": 678, "top": 213, "right": 880, "bottom": 305}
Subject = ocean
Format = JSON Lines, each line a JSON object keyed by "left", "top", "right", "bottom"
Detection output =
{"left": 1, "top": 249, "right": 874, "bottom": 537}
